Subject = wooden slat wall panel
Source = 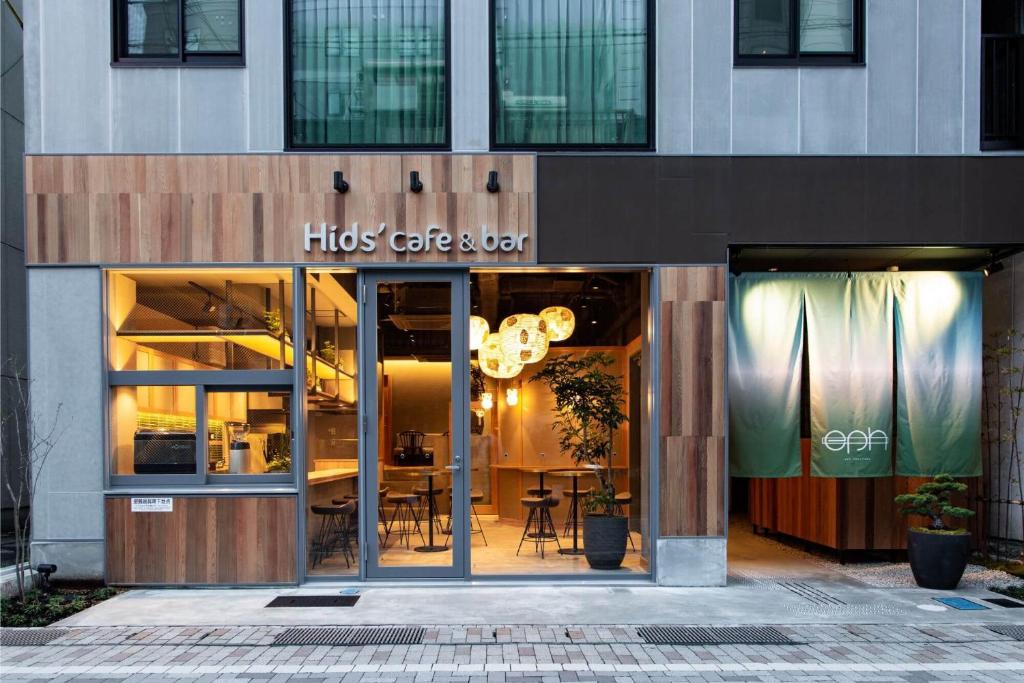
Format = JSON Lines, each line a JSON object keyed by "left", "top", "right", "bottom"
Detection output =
{"left": 105, "top": 496, "right": 296, "bottom": 585}
{"left": 26, "top": 155, "right": 536, "bottom": 265}
{"left": 659, "top": 266, "right": 726, "bottom": 537}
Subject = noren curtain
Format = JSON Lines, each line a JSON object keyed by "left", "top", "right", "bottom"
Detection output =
{"left": 290, "top": 0, "right": 447, "bottom": 147}
{"left": 493, "top": 0, "right": 649, "bottom": 146}
{"left": 893, "top": 272, "right": 983, "bottom": 477}
{"left": 804, "top": 273, "right": 893, "bottom": 477}
{"left": 728, "top": 274, "right": 805, "bottom": 478}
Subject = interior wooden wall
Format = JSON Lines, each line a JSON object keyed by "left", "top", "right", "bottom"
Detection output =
{"left": 748, "top": 440, "right": 986, "bottom": 551}
{"left": 105, "top": 496, "right": 296, "bottom": 585}
{"left": 658, "top": 267, "right": 726, "bottom": 537}
{"left": 25, "top": 154, "right": 535, "bottom": 264}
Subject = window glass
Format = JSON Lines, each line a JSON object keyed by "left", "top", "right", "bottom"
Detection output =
{"left": 126, "top": 0, "right": 181, "bottom": 56}
{"left": 290, "top": 0, "right": 448, "bottom": 147}
{"left": 185, "top": 0, "right": 241, "bottom": 53}
{"left": 207, "top": 390, "right": 292, "bottom": 475}
{"left": 737, "top": 0, "right": 791, "bottom": 55}
{"left": 493, "top": 0, "right": 649, "bottom": 147}
{"left": 110, "top": 385, "right": 197, "bottom": 476}
{"left": 799, "top": 0, "right": 853, "bottom": 53}
{"left": 108, "top": 270, "right": 294, "bottom": 372}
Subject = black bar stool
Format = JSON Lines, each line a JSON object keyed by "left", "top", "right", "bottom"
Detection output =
{"left": 384, "top": 491, "right": 425, "bottom": 549}
{"left": 517, "top": 496, "right": 561, "bottom": 558}
{"left": 614, "top": 491, "right": 636, "bottom": 551}
{"left": 309, "top": 502, "right": 355, "bottom": 568}
{"left": 443, "top": 488, "right": 488, "bottom": 546}
{"left": 562, "top": 487, "right": 592, "bottom": 537}
{"left": 414, "top": 485, "right": 446, "bottom": 534}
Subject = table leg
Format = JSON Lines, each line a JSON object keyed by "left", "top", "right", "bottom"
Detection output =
{"left": 559, "top": 475, "right": 585, "bottom": 555}
{"left": 415, "top": 473, "right": 449, "bottom": 552}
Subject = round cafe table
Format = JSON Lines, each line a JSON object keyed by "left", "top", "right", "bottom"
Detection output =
{"left": 387, "top": 467, "right": 449, "bottom": 553}
{"left": 552, "top": 469, "right": 595, "bottom": 556}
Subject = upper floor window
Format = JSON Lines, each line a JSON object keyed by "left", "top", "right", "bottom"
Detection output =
{"left": 113, "top": 1, "right": 245, "bottom": 66}
{"left": 287, "top": 1, "right": 449, "bottom": 149}
{"left": 492, "top": 0, "right": 652, "bottom": 149}
{"left": 981, "top": 0, "right": 1024, "bottom": 150}
{"left": 734, "top": 0, "right": 864, "bottom": 66}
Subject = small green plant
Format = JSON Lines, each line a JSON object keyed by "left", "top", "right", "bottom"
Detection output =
{"left": 0, "top": 587, "right": 119, "bottom": 627}
{"left": 583, "top": 486, "right": 617, "bottom": 515}
{"left": 319, "top": 340, "right": 336, "bottom": 364}
{"left": 894, "top": 474, "right": 975, "bottom": 533}
{"left": 470, "top": 364, "right": 486, "bottom": 400}
{"left": 263, "top": 310, "right": 282, "bottom": 334}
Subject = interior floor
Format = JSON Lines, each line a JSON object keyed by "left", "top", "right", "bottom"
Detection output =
{"left": 309, "top": 515, "right": 648, "bottom": 576}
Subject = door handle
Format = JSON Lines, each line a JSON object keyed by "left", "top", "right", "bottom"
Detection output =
{"left": 446, "top": 455, "right": 462, "bottom": 472}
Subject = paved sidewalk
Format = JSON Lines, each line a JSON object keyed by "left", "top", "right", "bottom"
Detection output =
{"left": 3, "top": 623, "right": 1024, "bottom": 682}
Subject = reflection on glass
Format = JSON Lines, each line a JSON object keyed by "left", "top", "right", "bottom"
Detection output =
{"left": 125, "top": 0, "right": 180, "bottom": 55}
{"left": 107, "top": 270, "right": 293, "bottom": 372}
{"left": 110, "top": 385, "right": 197, "bottom": 476}
{"left": 799, "top": 0, "right": 853, "bottom": 53}
{"left": 737, "top": 0, "right": 791, "bottom": 56}
{"left": 185, "top": 0, "right": 241, "bottom": 53}
{"left": 375, "top": 280, "right": 454, "bottom": 568}
{"left": 206, "top": 390, "right": 292, "bottom": 475}
{"left": 290, "top": 0, "right": 448, "bottom": 146}
{"left": 493, "top": 0, "right": 649, "bottom": 146}
{"left": 305, "top": 271, "right": 360, "bottom": 576}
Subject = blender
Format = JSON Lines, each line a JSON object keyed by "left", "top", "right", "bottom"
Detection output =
{"left": 226, "top": 422, "right": 251, "bottom": 473}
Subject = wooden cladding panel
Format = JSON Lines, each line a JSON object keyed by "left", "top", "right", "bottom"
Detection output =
{"left": 26, "top": 155, "right": 535, "bottom": 265}
{"left": 659, "top": 266, "right": 726, "bottom": 537}
{"left": 105, "top": 496, "right": 296, "bottom": 585}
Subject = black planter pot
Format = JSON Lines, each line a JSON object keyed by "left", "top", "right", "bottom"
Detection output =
{"left": 582, "top": 514, "right": 627, "bottom": 570}
{"left": 907, "top": 529, "right": 971, "bottom": 590}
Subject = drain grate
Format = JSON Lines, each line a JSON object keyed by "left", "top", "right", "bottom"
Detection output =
{"left": 0, "top": 629, "right": 65, "bottom": 646}
{"left": 637, "top": 626, "right": 796, "bottom": 646}
{"left": 267, "top": 596, "right": 360, "bottom": 608}
{"left": 272, "top": 626, "right": 424, "bottom": 647}
{"left": 988, "top": 625, "right": 1024, "bottom": 641}
{"left": 984, "top": 598, "right": 1024, "bottom": 608}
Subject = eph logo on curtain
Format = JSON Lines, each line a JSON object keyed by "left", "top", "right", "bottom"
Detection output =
{"left": 821, "top": 428, "right": 889, "bottom": 455}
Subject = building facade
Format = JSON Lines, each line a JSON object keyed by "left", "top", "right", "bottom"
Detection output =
{"left": 20, "top": 1, "right": 1024, "bottom": 586}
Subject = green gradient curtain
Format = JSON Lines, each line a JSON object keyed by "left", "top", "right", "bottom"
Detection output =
{"left": 893, "top": 272, "right": 983, "bottom": 477}
{"left": 290, "top": 0, "right": 447, "bottom": 146}
{"left": 804, "top": 273, "right": 893, "bottom": 477}
{"left": 728, "top": 274, "right": 804, "bottom": 478}
{"left": 493, "top": 0, "right": 648, "bottom": 145}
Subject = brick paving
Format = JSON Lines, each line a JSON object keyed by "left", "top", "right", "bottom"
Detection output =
{"left": 2, "top": 623, "right": 1024, "bottom": 682}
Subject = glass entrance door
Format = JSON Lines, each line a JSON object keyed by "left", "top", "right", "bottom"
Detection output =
{"left": 362, "top": 271, "right": 469, "bottom": 579}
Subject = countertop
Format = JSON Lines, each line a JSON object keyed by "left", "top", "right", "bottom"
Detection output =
{"left": 306, "top": 467, "right": 359, "bottom": 485}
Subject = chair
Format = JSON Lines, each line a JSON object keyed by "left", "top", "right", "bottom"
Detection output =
{"left": 614, "top": 491, "right": 636, "bottom": 551}
{"left": 384, "top": 491, "right": 425, "bottom": 549}
{"left": 309, "top": 502, "right": 356, "bottom": 568}
{"left": 517, "top": 496, "right": 561, "bottom": 558}
{"left": 562, "top": 487, "right": 593, "bottom": 537}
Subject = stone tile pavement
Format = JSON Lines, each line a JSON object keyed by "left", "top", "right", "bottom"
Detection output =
{"left": 2, "top": 623, "right": 1024, "bottom": 682}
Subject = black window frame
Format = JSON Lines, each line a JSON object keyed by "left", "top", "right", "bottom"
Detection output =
{"left": 111, "top": 0, "right": 246, "bottom": 68}
{"left": 733, "top": 0, "right": 865, "bottom": 67}
{"left": 488, "top": 0, "right": 656, "bottom": 152}
{"left": 283, "top": 0, "right": 453, "bottom": 152}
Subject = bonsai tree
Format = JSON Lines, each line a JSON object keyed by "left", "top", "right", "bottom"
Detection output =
{"left": 895, "top": 474, "right": 975, "bottom": 532}
{"left": 529, "top": 352, "right": 627, "bottom": 515}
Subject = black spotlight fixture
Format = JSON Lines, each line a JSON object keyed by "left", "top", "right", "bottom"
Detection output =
{"left": 486, "top": 170, "right": 500, "bottom": 193}
{"left": 410, "top": 170, "right": 424, "bottom": 193}
{"left": 984, "top": 260, "right": 1005, "bottom": 277}
{"left": 333, "top": 170, "right": 349, "bottom": 193}
{"left": 35, "top": 563, "right": 57, "bottom": 591}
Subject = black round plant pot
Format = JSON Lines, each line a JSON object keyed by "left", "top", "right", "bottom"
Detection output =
{"left": 907, "top": 529, "right": 971, "bottom": 590}
{"left": 582, "top": 514, "right": 628, "bottom": 570}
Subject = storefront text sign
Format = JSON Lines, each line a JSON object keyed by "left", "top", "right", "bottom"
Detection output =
{"left": 130, "top": 497, "right": 173, "bottom": 513}
{"left": 303, "top": 222, "right": 528, "bottom": 256}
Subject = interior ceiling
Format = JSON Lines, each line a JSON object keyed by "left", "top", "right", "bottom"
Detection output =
{"left": 730, "top": 246, "right": 1022, "bottom": 273}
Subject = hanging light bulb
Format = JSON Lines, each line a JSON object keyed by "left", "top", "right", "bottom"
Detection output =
{"left": 469, "top": 315, "right": 490, "bottom": 351}
{"left": 480, "top": 392, "right": 494, "bottom": 411}
{"left": 539, "top": 306, "right": 575, "bottom": 342}
{"left": 478, "top": 335, "right": 523, "bottom": 379}
{"left": 505, "top": 387, "right": 519, "bottom": 406}
{"left": 499, "top": 313, "right": 549, "bottom": 364}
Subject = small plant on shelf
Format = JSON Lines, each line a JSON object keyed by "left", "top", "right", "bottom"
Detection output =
{"left": 319, "top": 340, "right": 336, "bottom": 365}
{"left": 895, "top": 473, "right": 975, "bottom": 533}
{"left": 263, "top": 310, "right": 282, "bottom": 334}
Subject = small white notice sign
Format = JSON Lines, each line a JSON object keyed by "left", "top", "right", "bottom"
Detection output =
{"left": 131, "top": 497, "right": 173, "bottom": 513}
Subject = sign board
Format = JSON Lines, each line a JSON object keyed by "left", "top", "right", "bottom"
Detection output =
{"left": 131, "top": 497, "right": 173, "bottom": 513}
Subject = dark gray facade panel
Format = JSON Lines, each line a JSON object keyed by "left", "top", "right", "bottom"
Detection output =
{"left": 536, "top": 156, "right": 1024, "bottom": 265}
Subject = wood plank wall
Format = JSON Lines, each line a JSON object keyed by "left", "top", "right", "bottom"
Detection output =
{"left": 26, "top": 154, "right": 535, "bottom": 265}
{"left": 658, "top": 267, "right": 726, "bottom": 536}
{"left": 105, "top": 496, "right": 296, "bottom": 585}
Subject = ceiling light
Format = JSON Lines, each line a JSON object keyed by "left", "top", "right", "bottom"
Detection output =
{"left": 506, "top": 388, "right": 519, "bottom": 407}
{"left": 499, "top": 314, "right": 549, "bottom": 364}
{"left": 478, "top": 335, "right": 523, "bottom": 379}
{"left": 469, "top": 315, "right": 490, "bottom": 351}
{"left": 539, "top": 306, "right": 575, "bottom": 342}
{"left": 480, "top": 392, "right": 493, "bottom": 411}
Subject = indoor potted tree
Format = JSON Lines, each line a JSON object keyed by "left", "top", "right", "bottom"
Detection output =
{"left": 530, "top": 352, "right": 628, "bottom": 569}
{"left": 894, "top": 474, "right": 975, "bottom": 589}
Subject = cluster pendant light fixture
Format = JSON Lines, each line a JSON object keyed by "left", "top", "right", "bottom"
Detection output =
{"left": 473, "top": 305, "right": 576, "bottom": 380}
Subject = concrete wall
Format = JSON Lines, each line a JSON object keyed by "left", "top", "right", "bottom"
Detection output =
{"left": 28, "top": 268, "right": 105, "bottom": 580}
{"left": 24, "top": 0, "right": 987, "bottom": 155}
{"left": 657, "top": 0, "right": 983, "bottom": 154}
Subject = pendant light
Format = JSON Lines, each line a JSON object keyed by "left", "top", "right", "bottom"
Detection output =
{"left": 505, "top": 387, "right": 519, "bottom": 406}
{"left": 478, "top": 334, "right": 523, "bottom": 379}
{"left": 499, "top": 313, "right": 549, "bottom": 364}
{"left": 480, "top": 392, "right": 494, "bottom": 411}
{"left": 469, "top": 315, "right": 490, "bottom": 351}
{"left": 539, "top": 306, "right": 575, "bottom": 342}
